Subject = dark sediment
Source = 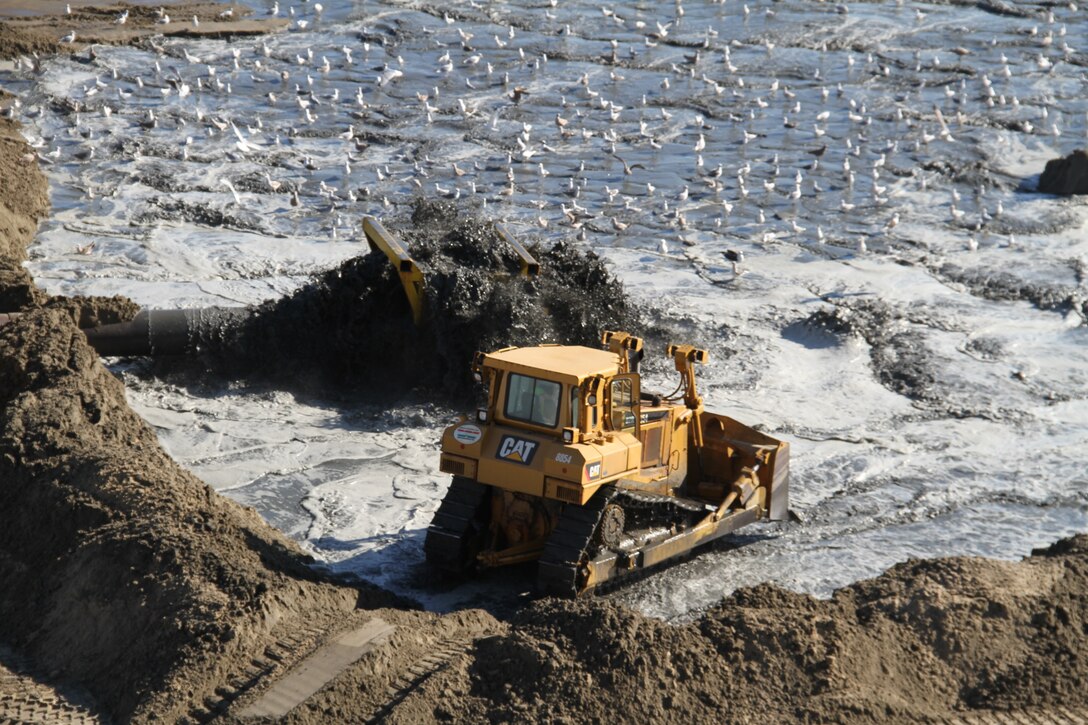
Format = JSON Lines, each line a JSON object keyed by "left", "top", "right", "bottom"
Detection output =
{"left": 1037, "top": 149, "right": 1088, "bottom": 195}
{"left": 189, "top": 199, "right": 639, "bottom": 400}
{"left": 804, "top": 299, "right": 939, "bottom": 402}
{"left": 939, "top": 263, "right": 1088, "bottom": 321}
{"left": 922, "top": 159, "right": 1017, "bottom": 191}
{"left": 132, "top": 195, "right": 274, "bottom": 234}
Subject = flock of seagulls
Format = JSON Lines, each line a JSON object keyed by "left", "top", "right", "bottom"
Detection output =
{"left": 22, "top": 0, "right": 1084, "bottom": 271}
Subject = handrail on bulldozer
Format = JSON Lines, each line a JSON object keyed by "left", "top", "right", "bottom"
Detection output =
{"left": 362, "top": 215, "right": 426, "bottom": 326}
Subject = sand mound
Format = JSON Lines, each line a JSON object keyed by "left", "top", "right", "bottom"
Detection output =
{"left": 0, "top": 117, "right": 50, "bottom": 310}
{"left": 457, "top": 536, "right": 1088, "bottom": 723}
{"left": 0, "top": 307, "right": 392, "bottom": 721}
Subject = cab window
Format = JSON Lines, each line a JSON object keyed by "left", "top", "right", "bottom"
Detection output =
{"left": 611, "top": 378, "right": 635, "bottom": 430}
{"left": 505, "top": 374, "right": 562, "bottom": 428}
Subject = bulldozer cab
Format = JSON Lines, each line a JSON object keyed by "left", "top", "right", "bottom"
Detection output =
{"left": 483, "top": 359, "right": 643, "bottom": 445}
{"left": 476, "top": 343, "right": 628, "bottom": 441}
{"left": 476, "top": 331, "right": 647, "bottom": 440}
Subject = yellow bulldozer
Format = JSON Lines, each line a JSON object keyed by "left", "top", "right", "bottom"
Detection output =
{"left": 426, "top": 330, "right": 791, "bottom": 597}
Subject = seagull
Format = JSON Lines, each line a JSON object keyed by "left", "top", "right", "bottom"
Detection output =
{"left": 59, "top": 31, "right": 76, "bottom": 44}
{"left": 614, "top": 156, "right": 645, "bottom": 176}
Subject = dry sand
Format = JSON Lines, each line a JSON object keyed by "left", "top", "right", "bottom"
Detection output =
{"left": 1, "top": 4, "right": 1087, "bottom": 724}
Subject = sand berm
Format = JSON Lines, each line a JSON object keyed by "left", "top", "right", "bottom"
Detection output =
{"left": 2, "top": 6, "right": 1088, "bottom": 724}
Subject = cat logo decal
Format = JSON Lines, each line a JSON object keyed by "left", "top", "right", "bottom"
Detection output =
{"left": 496, "top": 435, "right": 539, "bottom": 465}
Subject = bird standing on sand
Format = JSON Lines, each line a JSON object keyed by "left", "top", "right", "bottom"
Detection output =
{"left": 59, "top": 31, "right": 76, "bottom": 44}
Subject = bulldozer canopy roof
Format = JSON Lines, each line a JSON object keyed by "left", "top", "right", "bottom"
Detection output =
{"left": 485, "top": 344, "right": 620, "bottom": 383}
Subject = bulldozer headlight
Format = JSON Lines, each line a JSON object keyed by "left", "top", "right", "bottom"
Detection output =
{"left": 476, "top": 408, "right": 488, "bottom": 423}
{"left": 473, "top": 371, "right": 483, "bottom": 383}
{"left": 562, "top": 427, "right": 575, "bottom": 444}
{"left": 587, "top": 394, "right": 597, "bottom": 405}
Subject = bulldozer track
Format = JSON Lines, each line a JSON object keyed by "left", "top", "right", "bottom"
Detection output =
{"left": 538, "top": 487, "right": 709, "bottom": 597}
{"left": 537, "top": 488, "right": 614, "bottom": 597}
{"left": 178, "top": 625, "right": 327, "bottom": 724}
{"left": 939, "top": 706, "right": 1088, "bottom": 724}
{"left": 424, "top": 477, "right": 491, "bottom": 576}
{"left": 364, "top": 635, "right": 474, "bottom": 725}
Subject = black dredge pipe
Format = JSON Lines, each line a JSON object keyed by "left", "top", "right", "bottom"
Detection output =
{"left": 0, "top": 307, "right": 251, "bottom": 357}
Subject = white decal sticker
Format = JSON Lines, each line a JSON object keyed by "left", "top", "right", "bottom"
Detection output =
{"left": 453, "top": 424, "right": 483, "bottom": 445}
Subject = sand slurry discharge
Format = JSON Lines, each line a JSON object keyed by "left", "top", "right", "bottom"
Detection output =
{"left": 2, "top": 3, "right": 1088, "bottom": 724}
{"left": 160, "top": 197, "right": 641, "bottom": 401}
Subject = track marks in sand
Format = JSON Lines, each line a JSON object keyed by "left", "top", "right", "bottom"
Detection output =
{"left": 180, "top": 625, "right": 328, "bottom": 724}
{"left": 364, "top": 633, "right": 477, "bottom": 724}
{"left": 240, "top": 618, "right": 395, "bottom": 719}
{"left": 0, "top": 647, "right": 101, "bottom": 725}
{"left": 941, "top": 705, "right": 1088, "bottom": 725}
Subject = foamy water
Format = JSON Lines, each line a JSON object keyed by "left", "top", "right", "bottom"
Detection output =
{"left": 5, "top": 0, "right": 1087, "bottom": 618}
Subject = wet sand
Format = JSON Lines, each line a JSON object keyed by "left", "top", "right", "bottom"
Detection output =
{"left": 0, "top": 1, "right": 287, "bottom": 59}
